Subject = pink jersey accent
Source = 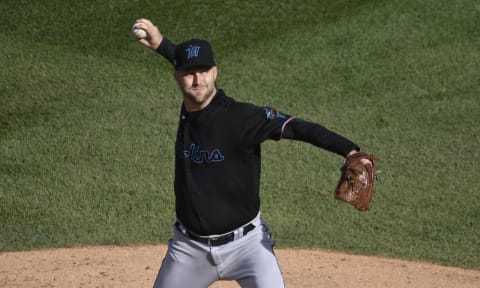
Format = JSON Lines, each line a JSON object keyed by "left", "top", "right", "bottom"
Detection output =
{"left": 280, "top": 117, "right": 296, "bottom": 139}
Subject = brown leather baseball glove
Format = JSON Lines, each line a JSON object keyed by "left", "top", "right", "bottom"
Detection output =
{"left": 334, "top": 152, "right": 377, "bottom": 211}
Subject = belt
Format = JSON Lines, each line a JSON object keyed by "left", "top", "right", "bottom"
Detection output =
{"left": 175, "top": 222, "right": 256, "bottom": 246}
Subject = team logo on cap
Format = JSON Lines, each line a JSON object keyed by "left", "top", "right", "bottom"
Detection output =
{"left": 186, "top": 45, "right": 201, "bottom": 59}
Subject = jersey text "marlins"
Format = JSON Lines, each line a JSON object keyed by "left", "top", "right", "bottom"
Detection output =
{"left": 183, "top": 144, "right": 225, "bottom": 163}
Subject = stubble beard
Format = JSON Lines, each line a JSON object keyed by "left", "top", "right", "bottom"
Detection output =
{"left": 183, "top": 85, "right": 216, "bottom": 110}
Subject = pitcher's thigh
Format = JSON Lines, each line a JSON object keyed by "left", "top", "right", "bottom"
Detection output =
{"left": 153, "top": 240, "right": 218, "bottom": 288}
{"left": 236, "top": 239, "right": 285, "bottom": 288}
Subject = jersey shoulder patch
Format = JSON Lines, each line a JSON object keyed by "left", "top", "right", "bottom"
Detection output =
{"left": 263, "top": 107, "right": 286, "bottom": 120}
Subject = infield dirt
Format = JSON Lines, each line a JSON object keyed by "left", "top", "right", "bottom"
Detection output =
{"left": 1, "top": 245, "right": 479, "bottom": 287}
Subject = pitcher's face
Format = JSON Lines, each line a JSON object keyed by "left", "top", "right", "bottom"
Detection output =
{"left": 174, "top": 66, "right": 218, "bottom": 111}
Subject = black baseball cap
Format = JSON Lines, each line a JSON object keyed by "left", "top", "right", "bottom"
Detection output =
{"left": 174, "top": 39, "right": 216, "bottom": 71}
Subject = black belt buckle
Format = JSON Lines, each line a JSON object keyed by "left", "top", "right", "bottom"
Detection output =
{"left": 207, "top": 235, "right": 232, "bottom": 246}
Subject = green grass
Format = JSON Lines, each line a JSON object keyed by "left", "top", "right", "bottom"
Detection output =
{"left": 1, "top": 0, "right": 479, "bottom": 269}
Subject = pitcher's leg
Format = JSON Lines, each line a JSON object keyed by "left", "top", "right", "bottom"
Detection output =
{"left": 153, "top": 233, "right": 219, "bottom": 288}
{"left": 236, "top": 237, "right": 284, "bottom": 287}
{"left": 224, "top": 222, "right": 285, "bottom": 288}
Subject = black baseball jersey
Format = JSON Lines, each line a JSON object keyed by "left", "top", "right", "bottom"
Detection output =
{"left": 174, "top": 90, "right": 359, "bottom": 235}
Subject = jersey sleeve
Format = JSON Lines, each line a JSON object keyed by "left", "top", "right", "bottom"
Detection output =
{"left": 238, "top": 104, "right": 295, "bottom": 147}
{"left": 281, "top": 118, "right": 360, "bottom": 157}
{"left": 238, "top": 103, "right": 360, "bottom": 157}
{"left": 155, "top": 37, "right": 176, "bottom": 65}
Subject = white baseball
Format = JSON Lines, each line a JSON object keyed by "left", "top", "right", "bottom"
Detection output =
{"left": 132, "top": 25, "right": 147, "bottom": 39}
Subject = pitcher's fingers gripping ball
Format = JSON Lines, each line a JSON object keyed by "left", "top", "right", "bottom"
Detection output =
{"left": 334, "top": 152, "right": 378, "bottom": 211}
{"left": 131, "top": 19, "right": 163, "bottom": 50}
{"left": 131, "top": 23, "right": 147, "bottom": 39}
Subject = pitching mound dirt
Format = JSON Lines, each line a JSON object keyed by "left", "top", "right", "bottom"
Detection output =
{"left": 1, "top": 245, "right": 478, "bottom": 287}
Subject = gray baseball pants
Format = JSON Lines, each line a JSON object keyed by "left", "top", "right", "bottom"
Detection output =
{"left": 153, "top": 214, "right": 285, "bottom": 288}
